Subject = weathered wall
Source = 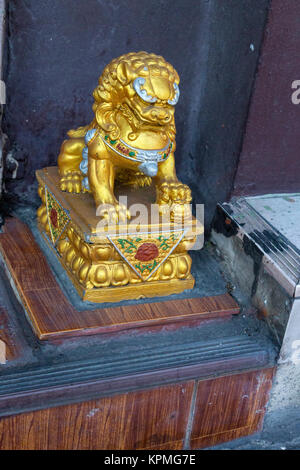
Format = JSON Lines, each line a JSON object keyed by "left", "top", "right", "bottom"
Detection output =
{"left": 233, "top": 0, "right": 300, "bottom": 196}
{"left": 0, "top": 0, "right": 6, "bottom": 205}
{"left": 3, "top": 0, "right": 269, "bottom": 226}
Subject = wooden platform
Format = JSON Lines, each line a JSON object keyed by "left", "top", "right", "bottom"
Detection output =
{"left": 0, "top": 217, "right": 240, "bottom": 341}
{"left": 0, "top": 217, "right": 277, "bottom": 450}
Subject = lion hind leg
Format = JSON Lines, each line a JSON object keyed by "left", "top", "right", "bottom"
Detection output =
{"left": 58, "top": 138, "right": 85, "bottom": 193}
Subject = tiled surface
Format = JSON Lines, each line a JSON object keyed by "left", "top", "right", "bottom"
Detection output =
{"left": 246, "top": 194, "right": 300, "bottom": 251}
{"left": 190, "top": 369, "right": 274, "bottom": 449}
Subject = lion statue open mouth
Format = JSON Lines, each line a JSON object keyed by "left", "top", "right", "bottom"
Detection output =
{"left": 58, "top": 51, "right": 192, "bottom": 221}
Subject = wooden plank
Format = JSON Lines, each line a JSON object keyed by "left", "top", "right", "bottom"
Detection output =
{"left": 0, "top": 381, "right": 194, "bottom": 450}
{"left": 190, "top": 368, "right": 275, "bottom": 449}
{"left": 0, "top": 217, "right": 239, "bottom": 340}
{"left": 0, "top": 368, "right": 275, "bottom": 449}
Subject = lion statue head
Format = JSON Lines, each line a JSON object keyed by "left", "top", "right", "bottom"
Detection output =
{"left": 91, "top": 51, "right": 180, "bottom": 142}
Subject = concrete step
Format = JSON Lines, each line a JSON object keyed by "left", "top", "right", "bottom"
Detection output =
{"left": 211, "top": 194, "right": 300, "bottom": 343}
{"left": 211, "top": 193, "right": 300, "bottom": 449}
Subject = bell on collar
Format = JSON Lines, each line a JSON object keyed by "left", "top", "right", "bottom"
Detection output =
{"left": 138, "top": 161, "right": 158, "bottom": 177}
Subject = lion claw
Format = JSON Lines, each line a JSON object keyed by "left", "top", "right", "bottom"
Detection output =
{"left": 60, "top": 172, "right": 83, "bottom": 193}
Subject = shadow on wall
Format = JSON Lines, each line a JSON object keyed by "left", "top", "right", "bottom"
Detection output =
{"left": 3, "top": 0, "right": 268, "bottom": 229}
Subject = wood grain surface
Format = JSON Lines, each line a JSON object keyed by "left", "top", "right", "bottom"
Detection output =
{"left": 0, "top": 381, "right": 194, "bottom": 450}
{"left": 0, "top": 218, "right": 239, "bottom": 340}
{"left": 190, "top": 368, "right": 275, "bottom": 449}
{"left": 0, "top": 368, "right": 275, "bottom": 450}
{"left": 0, "top": 218, "right": 274, "bottom": 450}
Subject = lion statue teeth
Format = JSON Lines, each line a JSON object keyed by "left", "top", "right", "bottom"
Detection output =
{"left": 58, "top": 51, "right": 192, "bottom": 221}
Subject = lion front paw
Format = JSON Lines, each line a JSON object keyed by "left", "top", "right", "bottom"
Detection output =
{"left": 60, "top": 171, "right": 84, "bottom": 193}
{"left": 96, "top": 202, "right": 131, "bottom": 223}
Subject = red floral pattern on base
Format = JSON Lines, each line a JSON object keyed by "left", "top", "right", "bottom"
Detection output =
{"left": 50, "top": 208, "right": 58, "bottom": 228}
{"left": 135, "top": 242, "right": 159, "bottom": 261}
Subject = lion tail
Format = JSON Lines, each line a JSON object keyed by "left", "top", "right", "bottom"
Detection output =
{"left": 67, "top": 125, "right": 90, "bottom": 139}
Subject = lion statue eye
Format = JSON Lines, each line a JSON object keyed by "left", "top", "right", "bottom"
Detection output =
{"left": 133, "top": 77, "right": 157, "bottom": 104}
{"left": 168, "top": 83, "right": 180, "bottom": 106}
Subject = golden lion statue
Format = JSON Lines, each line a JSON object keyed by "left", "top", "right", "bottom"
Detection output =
{"left": 58, "top": 51, "right": 192, "bottom": 221}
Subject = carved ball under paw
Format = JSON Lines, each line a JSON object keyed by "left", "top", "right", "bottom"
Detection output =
{"left": 157, "top": 182, "right": 192, "bottom": 205}
{"left": 171, "top": 203, "right": 192, "bottom": 223}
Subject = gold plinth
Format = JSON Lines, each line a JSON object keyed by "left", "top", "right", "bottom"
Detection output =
{"left": 36, "top": 167, "right": 203, "bottom": 303}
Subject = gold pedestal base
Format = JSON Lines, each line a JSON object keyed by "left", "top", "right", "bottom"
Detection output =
{"left": 60, "top": 265, "right": 195, "bottom": 303}
{"left": 36, "top": 167, "right": 203, "bottom": 303}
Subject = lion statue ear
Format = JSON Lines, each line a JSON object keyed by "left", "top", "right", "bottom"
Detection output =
{"left": 116, "top": 61, "right": 135, "bottom": 86}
